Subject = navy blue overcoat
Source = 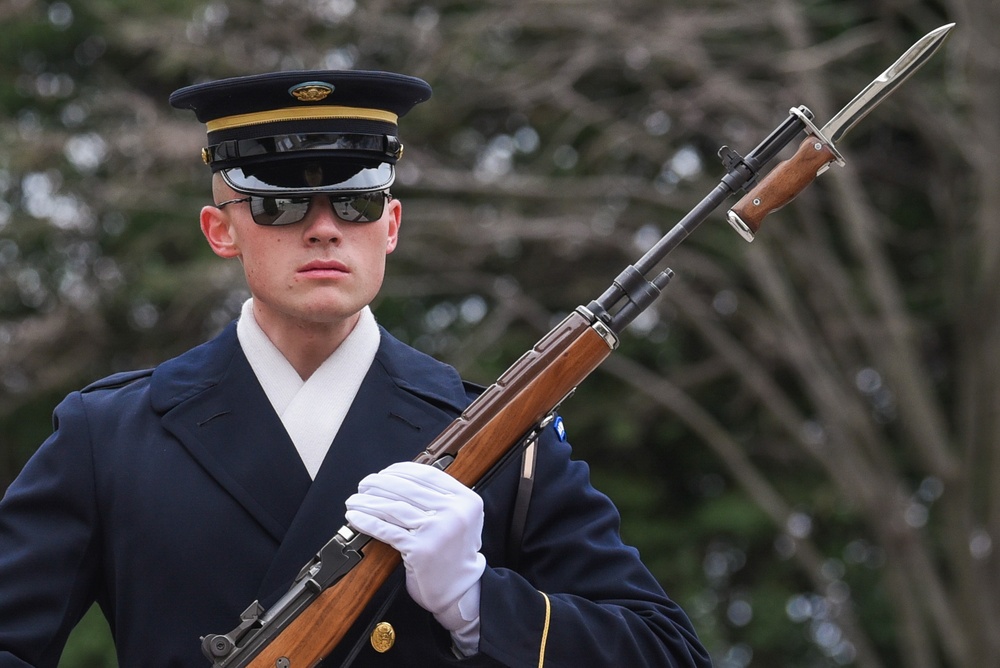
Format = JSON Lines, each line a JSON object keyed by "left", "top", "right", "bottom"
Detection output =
{"left": 0, "top": 322, "right": 709, "bottom": 667}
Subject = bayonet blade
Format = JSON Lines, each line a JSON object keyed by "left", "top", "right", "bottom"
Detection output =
{"left": 726, "top": 23, "right": 955, "bottom": 241}
{"left": 823, "top": 23, "right": 954, "bottom": 144}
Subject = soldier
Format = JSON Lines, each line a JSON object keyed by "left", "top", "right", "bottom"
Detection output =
{"left": 0, "top": 70, "right": 710, "bottom": 667}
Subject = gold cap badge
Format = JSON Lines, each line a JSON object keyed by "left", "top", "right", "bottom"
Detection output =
{"left": 289, "top": 82, "right": 334, "bottom": 102}
{"left": 370, "top": 621, "right": 395, "bottom": 653}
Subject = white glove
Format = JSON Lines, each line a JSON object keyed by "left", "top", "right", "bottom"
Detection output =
{"left": 345, "top": 461, "right": 486, "bottom": 655}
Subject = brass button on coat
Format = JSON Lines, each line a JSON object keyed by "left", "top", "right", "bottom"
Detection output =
{"left": 370, "top": 621, "right": 395, "bottom": 653}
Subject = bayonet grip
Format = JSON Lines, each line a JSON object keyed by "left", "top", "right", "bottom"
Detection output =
{"left": 726, "top": 135, "right": 840, "bottom": 241}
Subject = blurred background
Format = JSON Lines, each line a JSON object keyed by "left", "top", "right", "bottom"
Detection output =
{"left": 0, "top": 0, "right": 995, "bottom": 666}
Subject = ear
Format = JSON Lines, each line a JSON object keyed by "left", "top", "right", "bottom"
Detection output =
{"left": 201, "top": 205, "right": 241, "bottom": 259}
{"left": 385, "top": 197, "right": 402, "bottom": 255}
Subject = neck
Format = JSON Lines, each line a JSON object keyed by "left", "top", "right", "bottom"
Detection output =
{"left": 252, "top": 304, "right": 361, "bottom": 380}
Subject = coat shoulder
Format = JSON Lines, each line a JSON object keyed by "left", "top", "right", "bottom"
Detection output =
{"left": 80, "top": 368, "right": 153, "bottom": 394}
{"left": 375, "top": 327, "right": 479, "bottom": 412}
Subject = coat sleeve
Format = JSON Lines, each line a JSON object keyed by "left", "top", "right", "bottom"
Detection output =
{"left": 474, "top": 425, "right": 712, "bottom": 668}
{"left": 0, "top": 392, "right": 102, "bottom": 668}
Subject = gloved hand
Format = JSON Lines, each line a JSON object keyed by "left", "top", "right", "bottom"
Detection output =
{"left": 345, "top": 461, "right": 486, "bottom": 654}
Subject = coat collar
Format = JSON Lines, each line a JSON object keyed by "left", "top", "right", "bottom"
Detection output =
{"left": 149, "top": 321, "right": 471, "bottom": 417}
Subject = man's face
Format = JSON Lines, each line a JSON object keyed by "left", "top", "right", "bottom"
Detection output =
{"left": 201, "top": 181, "right": 401, "bottom": 333}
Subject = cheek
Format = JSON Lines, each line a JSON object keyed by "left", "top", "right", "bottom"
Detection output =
{"left": 365, "top": 225, "right": 395, "bottom": 253}
{"left": 356, "top": 234, "right": 390, "bottom": 285}
{"left": 240, "top": 239, "right": 282, "bottom": 285}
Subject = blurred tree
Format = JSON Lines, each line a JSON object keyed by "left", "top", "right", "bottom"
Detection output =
{"left": 1, "top": 0, "right": 993, "bottom": 666}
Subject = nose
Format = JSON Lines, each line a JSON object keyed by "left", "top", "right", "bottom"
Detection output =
{"left": 301, "top": 195, "right": 343, "bottom": 244}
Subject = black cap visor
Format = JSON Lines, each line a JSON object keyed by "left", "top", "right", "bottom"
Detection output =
{"left": 221, "top": 159, "right": 394, "bottom": 195}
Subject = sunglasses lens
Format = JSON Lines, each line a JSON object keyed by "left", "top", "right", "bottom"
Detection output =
{"left": 250, "top": 197, "right": 310, "bottom": 226}
{"left": 331, "top": 193, "right": 386, "bottom": 222}
{"left": 247, "top": 192, "right": 387, "bottom": 226}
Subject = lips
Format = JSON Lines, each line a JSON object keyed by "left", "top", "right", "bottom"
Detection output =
{"left": 298, "top": 259, "right": 349, "bottom": 277}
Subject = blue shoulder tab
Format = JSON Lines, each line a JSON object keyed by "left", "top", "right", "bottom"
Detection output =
{"left": 552, "top": 415, "right": 567, "bottom": 442}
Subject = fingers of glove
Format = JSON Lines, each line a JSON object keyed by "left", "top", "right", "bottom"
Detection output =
{"left": 347, "top": 461, "right": 485, "bottom": 578}
{"left": 354, "top": 463, "right": 485, "bottom": 538}
{"left": 344, "top": 508, "right": 415, "bottom": 549}
{"left": 356, "top": 462, "right": 478, "bottom": 513}
{"left": 344, "top": 490, "right": 434, "bottom": 530}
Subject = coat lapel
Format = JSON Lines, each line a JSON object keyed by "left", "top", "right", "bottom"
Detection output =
{"left": 153, "top": 324, "right": 312, "bottom": 543}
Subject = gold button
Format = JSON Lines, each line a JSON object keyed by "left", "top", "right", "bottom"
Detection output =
{"left": 370, "top": 621, "right": 395, "bottom": 653}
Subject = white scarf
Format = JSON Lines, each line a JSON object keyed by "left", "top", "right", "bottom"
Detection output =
{"left": 236, "top": 298, "right": 380, "bottom": 479}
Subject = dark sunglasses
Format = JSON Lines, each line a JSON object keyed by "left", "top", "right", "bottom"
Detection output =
{"left": 215, "top": 191, "right": 391, "bottom": 226}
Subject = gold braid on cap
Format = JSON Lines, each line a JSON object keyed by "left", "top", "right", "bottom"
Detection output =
{"left": 206, "top": 106, "right": 399, "bottom": 132}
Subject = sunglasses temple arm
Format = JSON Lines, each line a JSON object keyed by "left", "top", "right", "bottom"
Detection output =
{"left": 587, "top": 108, "right": 809, "bottom": 334}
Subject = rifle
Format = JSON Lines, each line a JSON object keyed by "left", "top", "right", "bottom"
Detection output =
{"left": 201, "top": 24, "right": 953, "bottom": 667}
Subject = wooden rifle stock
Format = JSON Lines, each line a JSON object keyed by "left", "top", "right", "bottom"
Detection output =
{"left": 237, "top": 308, "right": 617, "bottom": 667}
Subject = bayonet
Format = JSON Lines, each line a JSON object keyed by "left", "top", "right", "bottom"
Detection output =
{"left": 727, "top": 23, "right": 954, "bottom": 241}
